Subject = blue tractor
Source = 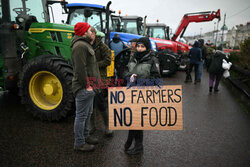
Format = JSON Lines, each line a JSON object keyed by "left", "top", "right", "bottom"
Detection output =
{"left": 65, "top": 2, "right": 157, "bottom": 49}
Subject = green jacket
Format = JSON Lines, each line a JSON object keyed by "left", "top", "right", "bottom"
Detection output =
{"left": 92, "top": 36, "right": 111, "bottom": 79}
{"left": 71, "top": 35, "right": 101, "bottom": 96}
{"left": 126, "top": 52, "right": 161, "bottom": 80}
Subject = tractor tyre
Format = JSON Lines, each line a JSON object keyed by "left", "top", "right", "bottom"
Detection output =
{"left": 115, "top": 48, "right": 132, "bottom": 79}
{"left": 19, "top": 55, "right": 74, "bottom": 121}
{"left": 157, "top": 49, "right": 179, "bottom": 76}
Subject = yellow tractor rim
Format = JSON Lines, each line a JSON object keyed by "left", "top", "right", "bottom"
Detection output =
{"left": 29, "top": 71, "right": 63, "bottom": 110}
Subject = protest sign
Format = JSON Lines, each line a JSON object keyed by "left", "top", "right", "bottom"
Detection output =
{"left": 108, "top": 85, "right": 183, "bottom": 130}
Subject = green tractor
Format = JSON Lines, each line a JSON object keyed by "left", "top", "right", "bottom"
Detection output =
{"left": 0, "top": 0, "right": 82, "bottom": 121}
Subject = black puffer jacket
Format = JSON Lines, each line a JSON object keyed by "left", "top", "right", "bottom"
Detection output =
{"left": 208, "top": 51, "right": 227, "bottom": 74}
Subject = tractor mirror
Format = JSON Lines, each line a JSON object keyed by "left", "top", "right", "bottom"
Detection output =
{"left": 84, "top": 8, "right": 93, "bottom": 18}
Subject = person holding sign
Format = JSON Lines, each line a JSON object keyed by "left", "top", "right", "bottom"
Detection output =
{"left": 123, "top": 37, "right": 161, "bottom": 155}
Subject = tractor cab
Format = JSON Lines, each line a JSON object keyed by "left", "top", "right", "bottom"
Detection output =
{"left": 66, "top": 2, "right": 114, "bottom": 43}
{"left": 113, "top": 15, "right": 143, "bottom": 35}
{"left": 146, "top": 23, "right": 170, "bottom": 40}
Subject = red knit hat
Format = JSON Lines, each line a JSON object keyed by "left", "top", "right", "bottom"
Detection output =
{"left": 74, "top": 22, "right": 91, "bottom": 36}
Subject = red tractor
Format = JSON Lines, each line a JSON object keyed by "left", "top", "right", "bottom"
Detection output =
{"left": 147, "top": 10, "right": 221, "bottom": 73}
{"left": 112, "top": 10, "right": 221, "bottom": 75}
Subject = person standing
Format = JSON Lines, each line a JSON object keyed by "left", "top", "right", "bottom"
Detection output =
{"left": 123, "top": 37, "right": 161, "bottom": 155}
{"left": 185, "top": 41, "right": 202, "bottom": 84}
{"left": 109, "top": 33, "right": 126, "bottom": 57}
{"left": 197, "top": 39, "right": 207, "bottom": 82}
{"left": 129, "top": 38, "right": 138, "bottom": 52}
{"left": 208, "top": 51, "right": 227, "bottom": 92}
{"left": 206, "top": 46, "right": 215, "bottom": 71}
{"left": 89, "top": 27, "right": 114, "bottom": 137}
{"left": 71, "top": 22, "right": 100, "bottom": 152}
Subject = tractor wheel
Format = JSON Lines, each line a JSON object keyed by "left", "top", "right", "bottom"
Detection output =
{"left": 19, "top": 55, "right": 74, "bottom": 121}
{"left": 157, "top": 49, "right": 179, "bottom": 76}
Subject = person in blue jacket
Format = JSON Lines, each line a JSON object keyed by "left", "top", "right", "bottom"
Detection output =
{"left": 185, "top": 41, "right": 202, "bottom": 83}
{"left": 109, "top": 33, "right": 126, "bottom": 57}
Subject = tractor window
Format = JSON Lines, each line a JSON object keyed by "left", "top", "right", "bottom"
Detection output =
{"left": 0, "top": 1, "right": 2, "bottom": 19}
{"left": 126, "top": 21, "right": 137, "bottom": 34}
{"left": 10, "top": 0, "right": 45, "bottom": 22}
{"left": 69, "top": 9, "right": 102, "bottom": 32}
{"left": 101, "top": 12, "right": 114, "bottom": 32}
{"left": 150, "top": 27, "right": 165, "bottom": 39}
{"left": 121, "top": 20, "right": 138, "bottom": 35}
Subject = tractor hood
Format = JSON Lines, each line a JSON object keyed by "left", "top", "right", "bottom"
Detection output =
{"left": 28, "top": 22, "right": 74, "bottom": 33}
{"left": 110, "top": 32, "right": 157, "bottom": 52}
{"left": 150, "top": 37, "right": 177, "bottom": 53}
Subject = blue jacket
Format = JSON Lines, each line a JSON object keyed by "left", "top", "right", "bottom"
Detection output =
{"left": 109, "top": 40, "right": 125, "bottom": 57}
{"left": 188, "top": 41, "right": 202, "bottom": 64}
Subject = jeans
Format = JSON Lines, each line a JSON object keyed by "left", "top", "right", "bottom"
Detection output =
{"left": 74, "top": 88, "right": 95, "bottom": 147}
{"left": 197, "top": 60, "right": 204, "bottom": 81}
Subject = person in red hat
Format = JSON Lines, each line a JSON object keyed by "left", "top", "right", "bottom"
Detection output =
{"left": 71, "top": 22, "right": 101, "bottom": 152}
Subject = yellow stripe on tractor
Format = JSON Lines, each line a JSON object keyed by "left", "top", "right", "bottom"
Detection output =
{"left": 29, "top": 28, "right": 74, "bottom": 33}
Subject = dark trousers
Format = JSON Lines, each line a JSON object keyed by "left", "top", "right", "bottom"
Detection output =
{"left": 209, "top": 73, "right": 223, "bottom": 90}
{"left": 186, "top": 62, "right": 199, "bottom": 81}
{"left": 91, "top": 89, "right": 109, "bottom": 129}
{"left": 126, "top": 130, "right": 143, "bottom": 147}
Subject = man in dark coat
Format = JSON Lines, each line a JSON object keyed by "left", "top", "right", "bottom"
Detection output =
{"left": 71, "top": 22, "right": 100, "bottom": 152}
{"left": 197, "top": 39, "right": 207, "bottom": 82}
{"left": 89, "top": 27, "right": 113, "bottom": 136}
{"left": 185, "top": 41, "right": 202, "bottom": 83}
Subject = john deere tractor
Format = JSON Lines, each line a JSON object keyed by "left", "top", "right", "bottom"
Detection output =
{"left": 0, "top": 0, "right": 151, "bottom": 121}
{"left": 0, "top": 0, "right": 78, "bottom": 121}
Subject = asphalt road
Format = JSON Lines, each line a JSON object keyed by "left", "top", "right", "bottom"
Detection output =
{"left": 0, "top": 70, "right": 249, "bottom": 167}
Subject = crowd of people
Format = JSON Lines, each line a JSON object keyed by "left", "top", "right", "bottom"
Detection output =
{"left": 70, "top": 22, "right": 230, "bottom": 155}
{"left": 185, "top": 38, "right": 230, "bottom": 93}
{"left": 71, "top": 22, "right": 161, "bottom": 155}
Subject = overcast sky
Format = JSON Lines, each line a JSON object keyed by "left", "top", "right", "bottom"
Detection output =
{"left": 55, "top": 0, "right": 250, "bottom": 36}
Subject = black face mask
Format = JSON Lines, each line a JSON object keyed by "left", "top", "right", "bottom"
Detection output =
{"left": 135, "top": 50, "right": 149, "bottom": 60}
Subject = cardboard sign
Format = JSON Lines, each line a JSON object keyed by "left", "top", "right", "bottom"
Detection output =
{"left": 108, "top": 85, "right": 183, "bottom": 130}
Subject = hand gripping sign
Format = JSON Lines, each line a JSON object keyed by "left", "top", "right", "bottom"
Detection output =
{"left": 108, "top": 85, "right": 183, "bottom": 130}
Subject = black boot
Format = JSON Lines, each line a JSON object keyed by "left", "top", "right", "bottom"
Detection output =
{"left": 209, "top": 87, "right": 213, "bottom": 93}
{"left": 126, "top": 131, "right": 143, "bottom": 155}
{"left": 126, "top": 145, "right": 143, "bottom": 155}
{"left": 124, "top": 130, "right": 134, "bottom": 152}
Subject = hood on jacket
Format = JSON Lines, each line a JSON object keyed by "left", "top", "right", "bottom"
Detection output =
{"left": 193, "top": 41, "right": 200, "bottom": 48}
{"left": 92, "top": 36, "right": 103, "bottom": 48}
